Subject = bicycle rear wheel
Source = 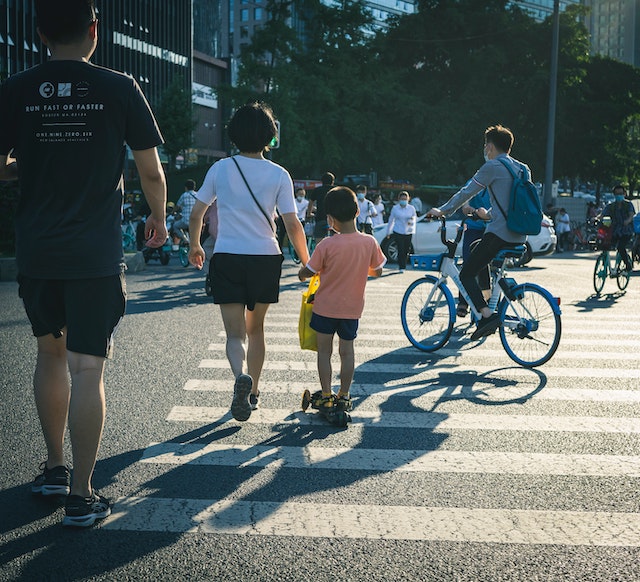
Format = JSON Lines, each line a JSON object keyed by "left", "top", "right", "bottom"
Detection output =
{"left": 615, "top": 252, "right": 631, "bottom": 290}
{"left": 400, "top": 276, "right": 454, "bottom": 352}
{"left": 287, "top": 239, "right": 301, "bottom": 264}
{"left": 593, "top": 252, "right": 607, "bottom": 294}
{"left": 498, "top": 283, "right": 561, "bottom": 367}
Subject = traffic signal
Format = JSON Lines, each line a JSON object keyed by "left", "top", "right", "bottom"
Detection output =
{"left": 270, "top": 120, "right": 280, "bottom": 149}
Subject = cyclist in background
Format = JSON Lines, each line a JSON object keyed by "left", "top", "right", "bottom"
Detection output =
{"left": 601, "top": 184, "right": 634, "bottom": 272}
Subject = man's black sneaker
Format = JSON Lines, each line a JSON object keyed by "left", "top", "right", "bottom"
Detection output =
{"left": 249, "top": 391, "right": 260, "bottom": 410}
{"left": 470, "top": 313, "right": 501, "bottom": 341}
{"left": 231, "top": 374, "right": 253, "bottom": 421}
{"left": 31, "top": 462, "right": 70, "bottom": 496}
{"left": 62, "top": 492, "right": 111, "bottom": 527}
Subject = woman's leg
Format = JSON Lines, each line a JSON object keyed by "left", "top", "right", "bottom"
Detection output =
{"left": 245, "top": 303, "right": 271, "bottom": 394}
{"left": 219, "top": 303, "right": 247, "bottom": 379}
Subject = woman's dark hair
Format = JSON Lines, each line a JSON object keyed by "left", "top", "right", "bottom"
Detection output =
{"left": 227, "top": 102, "right": 277, "bottom": 153}
{"left": 325, "top": 187, "right": 358, "bottom": 222}
{"left": 35, "top": 0, "right": 96, "bottom": 45}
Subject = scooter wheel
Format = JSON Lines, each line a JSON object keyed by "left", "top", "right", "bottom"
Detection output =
{"left": 301, "top": 389, "right": 311, "bottom": 412}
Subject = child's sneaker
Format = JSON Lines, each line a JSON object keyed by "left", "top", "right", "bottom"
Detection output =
{"left": 311, "top": 391, "right": 335, "bottom": 411}
{"left": 335, "top": 394, "right": 353, "bottom": 412}
{"left": 62, "top": 492, "right": 111, "bottom": 527}
{"left": 31, "top": 462, "right": 70, "bottom": 496}
{"left": 249, "top": 391, "right": 260, "bottom": 410}
{"left": 231, "top": 374, "right": 253, "bottom": 421}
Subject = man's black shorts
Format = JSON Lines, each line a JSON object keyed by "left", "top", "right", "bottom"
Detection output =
{"left": 17, "top": 273, "right": 126, "bottom": 358}
{"left": 210, "top": 253, "right": 284, "bottom": 310}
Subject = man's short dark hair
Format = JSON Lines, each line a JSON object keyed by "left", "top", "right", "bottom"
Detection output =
{"left": 613, "top": 184, "right": 626, "bottom": 193}
{"left": 185, "top": 179, "right": 196, "bottom": 190}
{"left": 35, "top": 0, "right": 96, "bottom": 45}
{"left": 485, "top": 125, "right": 514, "bottom": 153}
{"left": 321, "top": 172, "right": 335, "bottom": 186}
{"left": 325, "top": 187, "right": 357, "bottom": 222}
{"left": 227, "top": 102, "right": 277, "bottom": 153}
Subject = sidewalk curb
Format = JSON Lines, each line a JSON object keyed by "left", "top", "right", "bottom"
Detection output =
{"left": 0, "top": 252, "right": 146, "bottom": 281}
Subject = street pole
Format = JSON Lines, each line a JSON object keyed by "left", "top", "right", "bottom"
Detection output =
{"left": 544, "top": 0, "right": 560, "bottom": 207}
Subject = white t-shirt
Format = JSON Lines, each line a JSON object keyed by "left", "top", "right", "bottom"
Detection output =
{"left": 197, "top": 156, "right": 296, "bottom": 255}
{"left": 295, "top": 197, "right": 309, "bottom": 221}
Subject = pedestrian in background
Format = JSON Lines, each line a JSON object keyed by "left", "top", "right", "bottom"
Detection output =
{"left": 386, "top": 190, "right": 416, "bottom": 272}
{"left": 308, "top": 172, "right": 335, "bottom": 242}
{"left": 410, "top": 194, "right": 423, "bottom": 214}
{"left": 171, "top": 179, "right": 197, "bottom": 247}
{"left": 372, "top": 194, "right": 385, "bottom": 226}
{"left": 554, "top": 208, "right": 571, "bottom": 252}
{"left": 355, "top": 184, "right": 377, "bottom": 234}
{"left": 0, "top": 0, "right": 167, "bottom": 527}
{"left": 188, "top": 102, "right": 309, "bottom": 422}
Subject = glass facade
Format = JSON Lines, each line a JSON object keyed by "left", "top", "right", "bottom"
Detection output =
{"left": 586, "top": 0, "right": 639, "bottom": 66}
{"left": 511, "top": 0, "right": 582, "bottom": 22}
{"left": 0, "top": 0, "right": 191, "bottom": 108}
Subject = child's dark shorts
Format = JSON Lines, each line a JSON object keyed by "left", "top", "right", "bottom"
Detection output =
{"left": 210, "top": 253, "right": 284, "bottom": 310}
{"left": 17, "top": 272, "right": 126, "bottom": 358}
{"left": 310, "top": 312, "right": 359, "bottom": 341}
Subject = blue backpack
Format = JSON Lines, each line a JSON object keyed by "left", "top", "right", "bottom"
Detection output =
{"left": 492, "top": 158, "right": 542, "bottom": 236}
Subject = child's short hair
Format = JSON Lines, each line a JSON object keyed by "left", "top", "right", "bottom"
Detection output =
{"left": 325, "top": 187, "right": 358, "bottom": 222}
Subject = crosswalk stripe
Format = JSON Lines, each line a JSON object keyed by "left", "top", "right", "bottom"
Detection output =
{"left": 166, "top": 406, "right": 640, "bottom": 433}
{"left": 102, "top": 496, "right": 640, "bottom": 546}
{"left": 198, "top": 358, "right": 640, "bottom": 378}
{"left": 206, "top": 342, "right": 640, "bottom": 360}
{"left": 139, "top": 442, "right": 640, "bottom": 477}
{"left": 183, "top": 379, "right": 640, "bottom": 403}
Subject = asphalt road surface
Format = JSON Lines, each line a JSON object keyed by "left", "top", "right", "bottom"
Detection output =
{"left": 1, "top": 250, "right": 639, "bottom": 581}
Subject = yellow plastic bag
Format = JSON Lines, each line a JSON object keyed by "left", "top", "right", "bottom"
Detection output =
{"left": 299, "top": 274, "right": 320, "bottom": 351}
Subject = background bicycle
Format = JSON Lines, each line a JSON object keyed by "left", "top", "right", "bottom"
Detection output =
{"left": 590, "top": 218, "right": 631, "bottom": 293}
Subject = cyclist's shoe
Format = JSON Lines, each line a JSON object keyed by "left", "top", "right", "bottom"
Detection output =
{"left": 456, "top": 304, "right": 468, "bottom": 318}
{"left": 31, "top": 462, "right": 70, "bottom": 496}
{"left": 231, "top": 374, "right": 253, "bottom": 421}
{"left": 62, "top": 492, "right": 111, "bottom": 528}
{"left": 470, "top": 313, "right": 500, "bottom": 341}
{"left": 249, "top": 391, "right": 260, "bottom": 410}
{"left": 335, "top": 394, "right": 353, "bottom": 412}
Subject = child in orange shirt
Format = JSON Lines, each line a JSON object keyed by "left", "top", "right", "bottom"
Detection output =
{"left": 298, "top": 187, "right": 386, "bottom": 416}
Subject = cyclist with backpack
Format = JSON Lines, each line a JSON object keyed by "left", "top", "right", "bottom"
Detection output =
{"left": 427, "top": 125, "right": 531, "bottom": 340}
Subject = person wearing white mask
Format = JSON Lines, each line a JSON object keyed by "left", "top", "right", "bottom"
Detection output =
{"left": 355, "top": 184, "right": 377, "bottom": 235}
{"left": 294, "top": 188, "right": 310, "bottom": 223}
{"left": 385, "top": 190, "right": 416, "bottom": 272}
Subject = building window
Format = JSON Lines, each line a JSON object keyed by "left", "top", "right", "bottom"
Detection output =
{"left": 240, "top": 8, "right": 248, "bottom": 21}
{"left": 254, "top": 7, "right": 262, "bottom": 20}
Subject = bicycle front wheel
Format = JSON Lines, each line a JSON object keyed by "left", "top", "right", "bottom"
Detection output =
{"left": 615, "top": 252, "right": 630, "bottom": 290}
{"left": 593, "top": 252, "right": 607, "bottom": 294}
{"left": 498, "top": 284, "right": 561, "bottom": 367}
{"left": 400, "top": 276, "right": 454, "bottom": 352}
{"left": 287, "top": 239, "right": 301, "bottom": 264}
{"left": 179, "top": 242, "right": 189, "bottom": 267}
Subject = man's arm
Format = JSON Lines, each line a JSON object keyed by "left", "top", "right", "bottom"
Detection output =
{"left": 132, "top": 147, "right": 167, "bottom": 247}
{"left": 0, "top": 154, "right": 18, "bottom": 181}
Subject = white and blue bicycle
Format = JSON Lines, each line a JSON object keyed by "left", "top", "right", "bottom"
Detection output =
{"left": 400, "top": 216, "right": 562, "bottom": 368}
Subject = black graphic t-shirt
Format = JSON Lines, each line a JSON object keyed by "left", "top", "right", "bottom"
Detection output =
{"left": 0, "top": 60, "right": 163, "bottom": 278}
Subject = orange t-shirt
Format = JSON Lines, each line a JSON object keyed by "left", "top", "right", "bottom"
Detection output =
{"left": 307, "top": 232, "right": 386, "bottom": 319}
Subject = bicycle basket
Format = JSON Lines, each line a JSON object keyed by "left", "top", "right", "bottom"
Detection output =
{"left": 593, "top": 226, "right": 612, "bottom": 251}
{"left": 410, "top": 254, "right": 445, "bottom": 271}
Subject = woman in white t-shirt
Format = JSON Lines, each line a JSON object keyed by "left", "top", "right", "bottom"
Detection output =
{"left": 188, "top": 102, "right": 309, "bottom": 422}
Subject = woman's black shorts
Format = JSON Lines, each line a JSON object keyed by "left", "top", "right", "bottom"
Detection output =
{"left": 210, "top": 253, "right": 284, "bottom": 310}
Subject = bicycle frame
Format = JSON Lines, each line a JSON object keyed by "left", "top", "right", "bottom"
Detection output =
{"left": 422, "top": 217, "right": 538, "bottom": 333}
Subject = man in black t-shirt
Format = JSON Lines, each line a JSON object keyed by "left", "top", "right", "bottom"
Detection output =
{"left": 308, "top": 171, "right": 335, "bottom": 241}
{"left": 0, "top": 0, "right": 167, "bottom": 528}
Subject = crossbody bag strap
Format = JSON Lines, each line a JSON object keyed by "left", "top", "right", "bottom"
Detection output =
{"left": 487, "top": 183, "right": 507, "bottom": 221}
{"left": 231, "top": 156, "right": 275, "bottom": 233}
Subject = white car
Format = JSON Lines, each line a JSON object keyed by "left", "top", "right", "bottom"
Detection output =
{"left": 374, "top": 213, "right": 557, "bottom": 267}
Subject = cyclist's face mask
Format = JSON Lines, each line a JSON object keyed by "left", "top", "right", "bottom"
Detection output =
{"left": 615, "top": 193, "right": 625, "bottom": 202}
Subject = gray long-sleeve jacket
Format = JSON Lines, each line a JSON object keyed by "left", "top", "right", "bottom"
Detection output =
{"left": 437, "top": 153, "right": 530, "bottom": 244}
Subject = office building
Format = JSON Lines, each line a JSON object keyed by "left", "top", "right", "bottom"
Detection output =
{"left": 511, "top": 0, "right": 583, "bottom": 22}
{"left": 584, "top": 0, "right": 640, "bottom": 66}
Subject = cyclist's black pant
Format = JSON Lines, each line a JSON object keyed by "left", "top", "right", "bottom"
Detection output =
{"left": 613, "top": 235, "right": 633, "bottom": 270}
{"left": 460, "top": 232, "right": 518, "bottom": 313}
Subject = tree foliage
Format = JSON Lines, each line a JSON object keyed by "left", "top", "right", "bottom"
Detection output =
{"left": 223, "top": 0, "right": 640, "bottom": 192}
{"left": 156, "top": 76, "right": 195, "bottom": 171}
